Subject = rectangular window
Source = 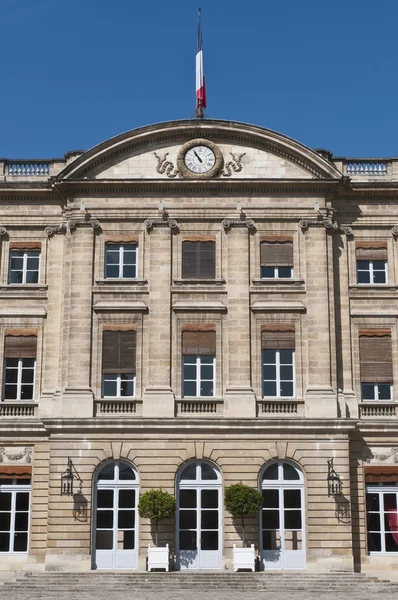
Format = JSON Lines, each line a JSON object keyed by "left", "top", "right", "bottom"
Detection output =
{"left": 102, "top": 330, "right": 136, "bottom": 397}
{"left": 356, "top": 244, "right": 387, "bottom": 284}
{"left": 182, "top": 241, "right": 215, "bottom": 279}
{"left": 360, "top": 330, "right": 393, "bottom": 401}
{"left": 105, "top": 244, "right": 137, "bottom": 279}
{"left": 260, "top": 240, "right": 293, "bottom": 279}
{"left": 8, "top": 251, "right": 40, "bottom": 284}
{"left": 182, "top": 330, "right": 216, "bottom": 397}
{"left": 3, "top": 336, "right": 37, "bottom": 401}
{"left": 261, "top": 329, "right": 295, "bottom": 397}
{"left": 0, "top": 478, "right": 31, "bottom": 554}
{"left": 366, "top": 486, "right": 398, "bottom": 554}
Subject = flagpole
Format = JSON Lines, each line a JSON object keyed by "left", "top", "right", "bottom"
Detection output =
{"left": 196, "top": 8, "right": 206, "bottom": 119}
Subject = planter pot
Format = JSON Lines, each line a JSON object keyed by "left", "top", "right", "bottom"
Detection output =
{"left": 233, "top": 544, "right": 256, "bottom": 572}
{"left": 147, "top": 543, "right": 169, "bottom": 572}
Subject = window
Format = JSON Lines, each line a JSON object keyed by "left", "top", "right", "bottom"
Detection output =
{"left": 260, "top": 239, "right": 293, "bottom": 279}
{"left": 105, "top": 244, "right": 137, "bottom": 279}
{"left": 356, "top": 243, "right": 387, "bottom": 284}
{"left": 262, "top": 329, "right": 295, "bottom": 397}
{"left": 3, "top": 336, "right": 36, "bottom": 401}
{"left": 182, "top": 241, "right": 215, "bottom": 279}
{"left": 0, "top": 477, "right": 31, "bottom": 553}
{"left": 102, "top": 330, "right": 136, "bottom": 397}
{"left": 8, "top": 250, "right": 40, "bottom": 284}
{"left": 359, "top": 331, "right": 393, "bottom": 401}
{"left": 366, "top": 486, "right": 398, "bottom": 554}
{"left": 182, "top": 330, "right": 216, "bottom": 397}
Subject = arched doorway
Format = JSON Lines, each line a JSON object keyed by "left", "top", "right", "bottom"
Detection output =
{"left": 93, "top": 460, "right": 139, "bottom": 570}
{"left": 177, "top": 460, "right": 222, "bottom": 570}
{"left": 260, "top": 460, "right": 305, "bottom": 570}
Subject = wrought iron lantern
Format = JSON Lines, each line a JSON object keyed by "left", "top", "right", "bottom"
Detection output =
{"left": 60, "top": 457, "right": 82, "bottom": 496}
{"left": 327, "top": 458, "right": 342, "bottom": 497}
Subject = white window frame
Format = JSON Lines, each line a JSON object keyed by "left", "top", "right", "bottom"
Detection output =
{"left": 262, "top": 349, "right": 295, "bottom": 398}
{"left": 361, "top": 382, "right": 393, "bottom": 402}
{"left": 105, "top": 244, "right": 138, "bottom": 279}
{"left": 102, "top": 373, "right": 136, "bottom": 398}
{"left": 366, "top": 485, "right": 398, "bottom": 555}
{"left": 3, "top": 358, "right": 36, "bottom": 402}
{"left": 8, "top": 250, "right": 40, "bottom": 285}
{"left": 182, "top": 355, "right": 216, "bottom": 398}
{"left": 357, "top": 260, "right": 388, "bottom": 285}
{"left": 0, "top": 479, "right": 31, "bottom": 554}
{"left": 260, "top": 266, "right": 293, "bottom": 279}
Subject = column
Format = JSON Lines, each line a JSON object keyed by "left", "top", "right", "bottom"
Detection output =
{"left": 61, "top": 225, "right": 95, "bottom": 417}
{"left": 304, "top": 225, "right": 337, "bottom": 418}
{"left": 142, "top": 226, "right": 174, "bottom": 417}
{"left": 224, "top": 227, "right": 256, "bottom": 418}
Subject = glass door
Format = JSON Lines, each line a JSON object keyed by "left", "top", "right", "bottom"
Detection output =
{"left": 94, "top": 461, "right": 138, "bottom": 570}
{"left": 177, "top": 461, "right": 222, "bottom": 570}
{"left": 261, "top": 461, "right": 305, "bottom": 570}
{"left": 0, "top": 478, "right": 30, "bottom": 554}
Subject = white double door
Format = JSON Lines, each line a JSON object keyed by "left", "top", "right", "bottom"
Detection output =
{"left": 261, "top": 484, "right": 305, "bottom": 569}
{"left": 94, "top": 465, "right": 138, "bottom": 570}
{"left": 178, "top": 485, "right": 222, "bottom": 569}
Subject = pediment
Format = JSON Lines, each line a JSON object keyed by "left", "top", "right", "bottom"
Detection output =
{"left": 56, "top": 120, "right": 342, "bottom": 181}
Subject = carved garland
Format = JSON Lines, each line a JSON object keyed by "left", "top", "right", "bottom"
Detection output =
{"left": 0, "top": 447, "right": 32, "bottom": 464}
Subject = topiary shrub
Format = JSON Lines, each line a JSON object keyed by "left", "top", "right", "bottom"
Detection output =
{"left": 138, "top": 489, "right": 176, "bottom": 546}
{"left": 224, "top": 483, "right": 263, "bottom": 546}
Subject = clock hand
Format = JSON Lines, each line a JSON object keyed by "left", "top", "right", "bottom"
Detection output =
{"left": 193, "top": 151, "right": 203, "bottom": 163}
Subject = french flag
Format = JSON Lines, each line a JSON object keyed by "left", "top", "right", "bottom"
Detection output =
{"left": 196, "top": 9, "right": 206, "bottom": 117}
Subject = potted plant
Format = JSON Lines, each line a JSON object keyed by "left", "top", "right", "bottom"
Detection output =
{"left": 224, "top": 483, "right": 263, "bottom": 572}
{"left": 138, "top": 488, "right": 176, "bottom": 571}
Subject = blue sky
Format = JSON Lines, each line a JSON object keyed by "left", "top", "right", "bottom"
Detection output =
{"left": 0, "top": 0, "right": 397, "bottom": 158}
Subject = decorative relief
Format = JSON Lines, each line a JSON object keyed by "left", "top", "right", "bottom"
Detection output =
{"left": 0, "top": 227, "right": 7, "bottom": 236}
{"left": 45, "top": 224, "right": 67, "bottom": 237}
{"left": 0, "top": 447, "right": 32, "bottom": 464}
{"left": 67, "top": 218, "right": 101, "bottom": 231}
{"left": 341, "top": 226, "right": 353, "bottom": 236}
{"left": 221, "top": 153, "right": 246, "bottom": 177}
{"left": 222, "top": 218, "right": 255, "bottom": 230}
{"left": 144, "top": 218, "right": 179, "bottom": 232}
{"left": 154, "top": 152, "right": 181, "bottom": 178}
{"left": 391, "top": 226, "right": 398, "bottom": 237}
{"left": 299, "top": 218, "right": 339, "bottom": 231}
{"left": 363, "top": 447, "right": 398, "bottom": 464}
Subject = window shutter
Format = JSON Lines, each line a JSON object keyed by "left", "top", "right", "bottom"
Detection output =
{"left": 356, "top": 243, "right": 387, "bottom": 261}
{"left": 359, "top": 331, "right": 392, "bottom": 382}
{"left": 260, "top": 241, "right": 293, "bottom": 266}
{"left": 182, "top": 241, "right": 215, "bottom": 279}
{"left": 4, "top": 336, "right": 37, "bottom": 358}
{"left": 182, "top": 330, "right": 216, "bottom": 355}
{"left": 102, "top": 330, "right": 136, "bottom": 374}
{"left": 365, "top": 467, "right": 398, "bottom": 483}
{"left": 261, "top": 329, "right": 295, "bottom": 350}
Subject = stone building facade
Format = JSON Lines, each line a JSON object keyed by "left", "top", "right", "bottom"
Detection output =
{"left": 0, "top": 119, "right": 397, "bottom": 574}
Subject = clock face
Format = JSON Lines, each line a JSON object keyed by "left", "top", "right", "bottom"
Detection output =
{"left": 184, "top": 145, "right": 216, "bottom": 174}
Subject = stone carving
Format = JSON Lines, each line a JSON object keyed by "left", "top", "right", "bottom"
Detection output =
{"left": 342, "top": 226, "right": 353, "bottom": 236}
{"left": 299, "top": 218, "right": 338, "bottom": 231}
{"left": 222, "top": 218, "right": 255, "bottom": 230}
{"left": 154, "top": 153, "right": 180, "bottom": 179}
{"left": 363, "top": 447, "right": 398, "bottom": 464}
{"left": 0, "top": 227, "right": 7, "bottom": 236}
{"left": 67, "top": 219, "right": 101, "bottom": 231}
{"left": 0, "top": 447, "right": 32, "bottom": 464}
{"left": 144, "top": 218, "right": 179, "bottom": 232}
{"left": 45, "top": 224, "right": 67, "bottom": 237}
{"left": 391, "top": 226, "right": 398, "bottom": 237}
{"left": 221, "top": 153, "right": 246, "bottom": 177}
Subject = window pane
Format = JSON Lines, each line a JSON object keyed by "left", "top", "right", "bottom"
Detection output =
{"left": 200, "top": 381, "right": 214, "bottom": 396}
{"left": 183, "top": 381, "right": 197, "bottom": 397}
{"left": 179, "top": 530, "right": 196, "bottom": 550}
{"left": 14, "top": 513, "right": 28, "bottom": 532}
{"left": 179, "top": 489, "right": 197, "bottom": 507}
{"left": 5, "top": 358, "right": 18, "bottom": 368}
{"left": 283, "top": 463, "right": 300, "bottom": 481}
{"left": 385, "top": 533, "right": 398, "bottom": 552}
{"left": 262, "top": 510, "right": 279, "bottom": 529}
{"left": 97, "top": 490, "right": 114, "bottom": 508}
{"left": 285, "top": 510, "right": 302, "bottom": 529}
{"left": 201, "top": 531, "right": 218, "bottom": 550}
{"left": 278, "top": 267, "right": 292, "bottom": 278}
{"left": 373, "top": 261, "right": 386, "bottom": 270}
{"left": 184, "top": 356, "right": 196, "bottom": 364}
{"left": 280, "top": 382, "right": 294, "bottom": 397}
{"left": 200, "top": 356, "right": 214, "bottom": 364}
{"left": 119, "top": 490, "right": 135, "bottom": 508}
{"left": 262, "top": 489, "right": 279, "bottom": 508}
{"left": 20, "top": 385, "right": 34, "bottom": 400}
{"left": 373, "top": 270, "right": 386, "bottom": 284}
{"left": 362, "top": 384, "right": 375, "bottom": 400}
{"left": 0, "top": 533, "right": 10, "bottom": 552}
{"left": 120, "top": 378, "right": 135, "bottom": 397}
{"left": 0, "top": 494, "right": 11, "bottom": 511}
{"left": 106, "top": 250, "right": 120, "bottom": 264}
{"left": 179, "top": 510, "right": 196, "bottom": 529}
{"left": 118, "top": 510, "right": 135, "bottom": 529}
{"left": 10, "top": 255, "right": 23, "bottom": 269}
{"left": 96, "top": 510, "right": 113, "bottom": 529}
{"left": 368, "top": 512, "right": 380, "bottom": 531}
{"left": 201, "top": 489, "right": 218, "bottom": 507}
{"left": 262, "top": 464, "right": 278, "bottom": 480}
{"left": 0, "top": 513, "right": 11, "bottom": 530}
{"left": 98, "top": 463, "right": 114, "bottom": 481}
{"left": 13, "top": 532, "right": 28, "bottom": 552}
{"left": 263, "top": 365, "right": 276, "bottom": 380}
{"left": 183, "top": 365, "right": 196, "bottom": 379}
{"left": 26, "top": 257, "right": 39, "bottom": 270}
{"left": 16, "top": 479, "right": 31, "bottom": 486}
{"left": 201, "top": 509, "right": 218, "bottom": 529}
{"left": 22, "top": 359, "right": 35, "bottom": 368}
{"left": 105, "top": 265, "right": 119, "bottom": 278}
{"left": 123, "top": 265, "right": 136, "bottom": 278}
{"left": 5, "top": 368, "right": 18, "bottom": 384}
{"left": 378, "top": 385, "right": 392, "bottom": 401}
{"left": 118, "top": 463, "right": 136, "bottom": 480}
{"left": 262, "top": 530, "right": 278, "bottom": 550}
{"left": 357, "top": 270, "right": 371, "bottom": 284}
{"left": 263, "top": 381, "right": 277, "bottom": 396}
{"left": 4, "top": 385, "right": 17, "bottom": 400}
{"left": 201, "top": 464, "right": 218, "bottom": 482}
{"left": 200, "top": 365, "right": 213, "bottom": 380}
{"left": 96, "top": 530, "right": 113, "bottom": 550}
{"left": 180, "top": 464, "right": 196, "bottom": 482}
{"left": 280, "top": 366, "right": 293, "bottom": 380}
{"left": 284, "top": 489, "right": 301, "bottom": 509}
{"left": 384, "top": 494, "right": 397, "bottom": 512}
{"left": 8, "top": 271, "right": 23, "bottom": 284}
{"left": 261, "top": 266, "right": 275, "bottom": 278}
{"left": 123, "top": 249, "right": 137, "bottom": 264}
{"left": 15, "top": 493, "right": 29, "bottom": 512}
{"left": 263, "top": 350, "right": 276, "bottom": 363}
{"left": 279, "top": 350, "right": 293, "bottom": 364}
{"left": 21, "top": 369, "right": 34, "bottom": 384}
{"left": 122, "top": 530, "right": 135, "bottom": 550}
{"left": 367, "top": 493, "right": 379, "bottom": 512}
{"left": 103, "top": 379, "right": 117, "bottom": 397}
{"left": 25, "top": 271, "right": 39, "bottom": 284}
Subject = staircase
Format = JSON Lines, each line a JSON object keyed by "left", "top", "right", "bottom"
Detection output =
{"left": 2, "top": 571, "right": 398, "bottom": 599}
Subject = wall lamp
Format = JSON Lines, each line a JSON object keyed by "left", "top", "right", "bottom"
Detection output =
{"left": 60, "top": 457, "right": 82, "bottom": 497}
{"left": 327, "top": 458, "right": 342, "bottom": 497}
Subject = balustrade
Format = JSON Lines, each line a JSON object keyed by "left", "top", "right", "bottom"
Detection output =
{"left": 344, "top": 160, "right": 388, "bottom": 176}
{"left": 359, "top": 402, "right": 397, "bottom": 418}
{"left": 0, "top": 403, "right": 37, "bottom": 417}
{"left": 7, "top": 162, "right": 50, "bottom": 177}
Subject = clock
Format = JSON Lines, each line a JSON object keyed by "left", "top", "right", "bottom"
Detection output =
{"left": 177, "top": 139, "right": 223, "bottom": 179}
